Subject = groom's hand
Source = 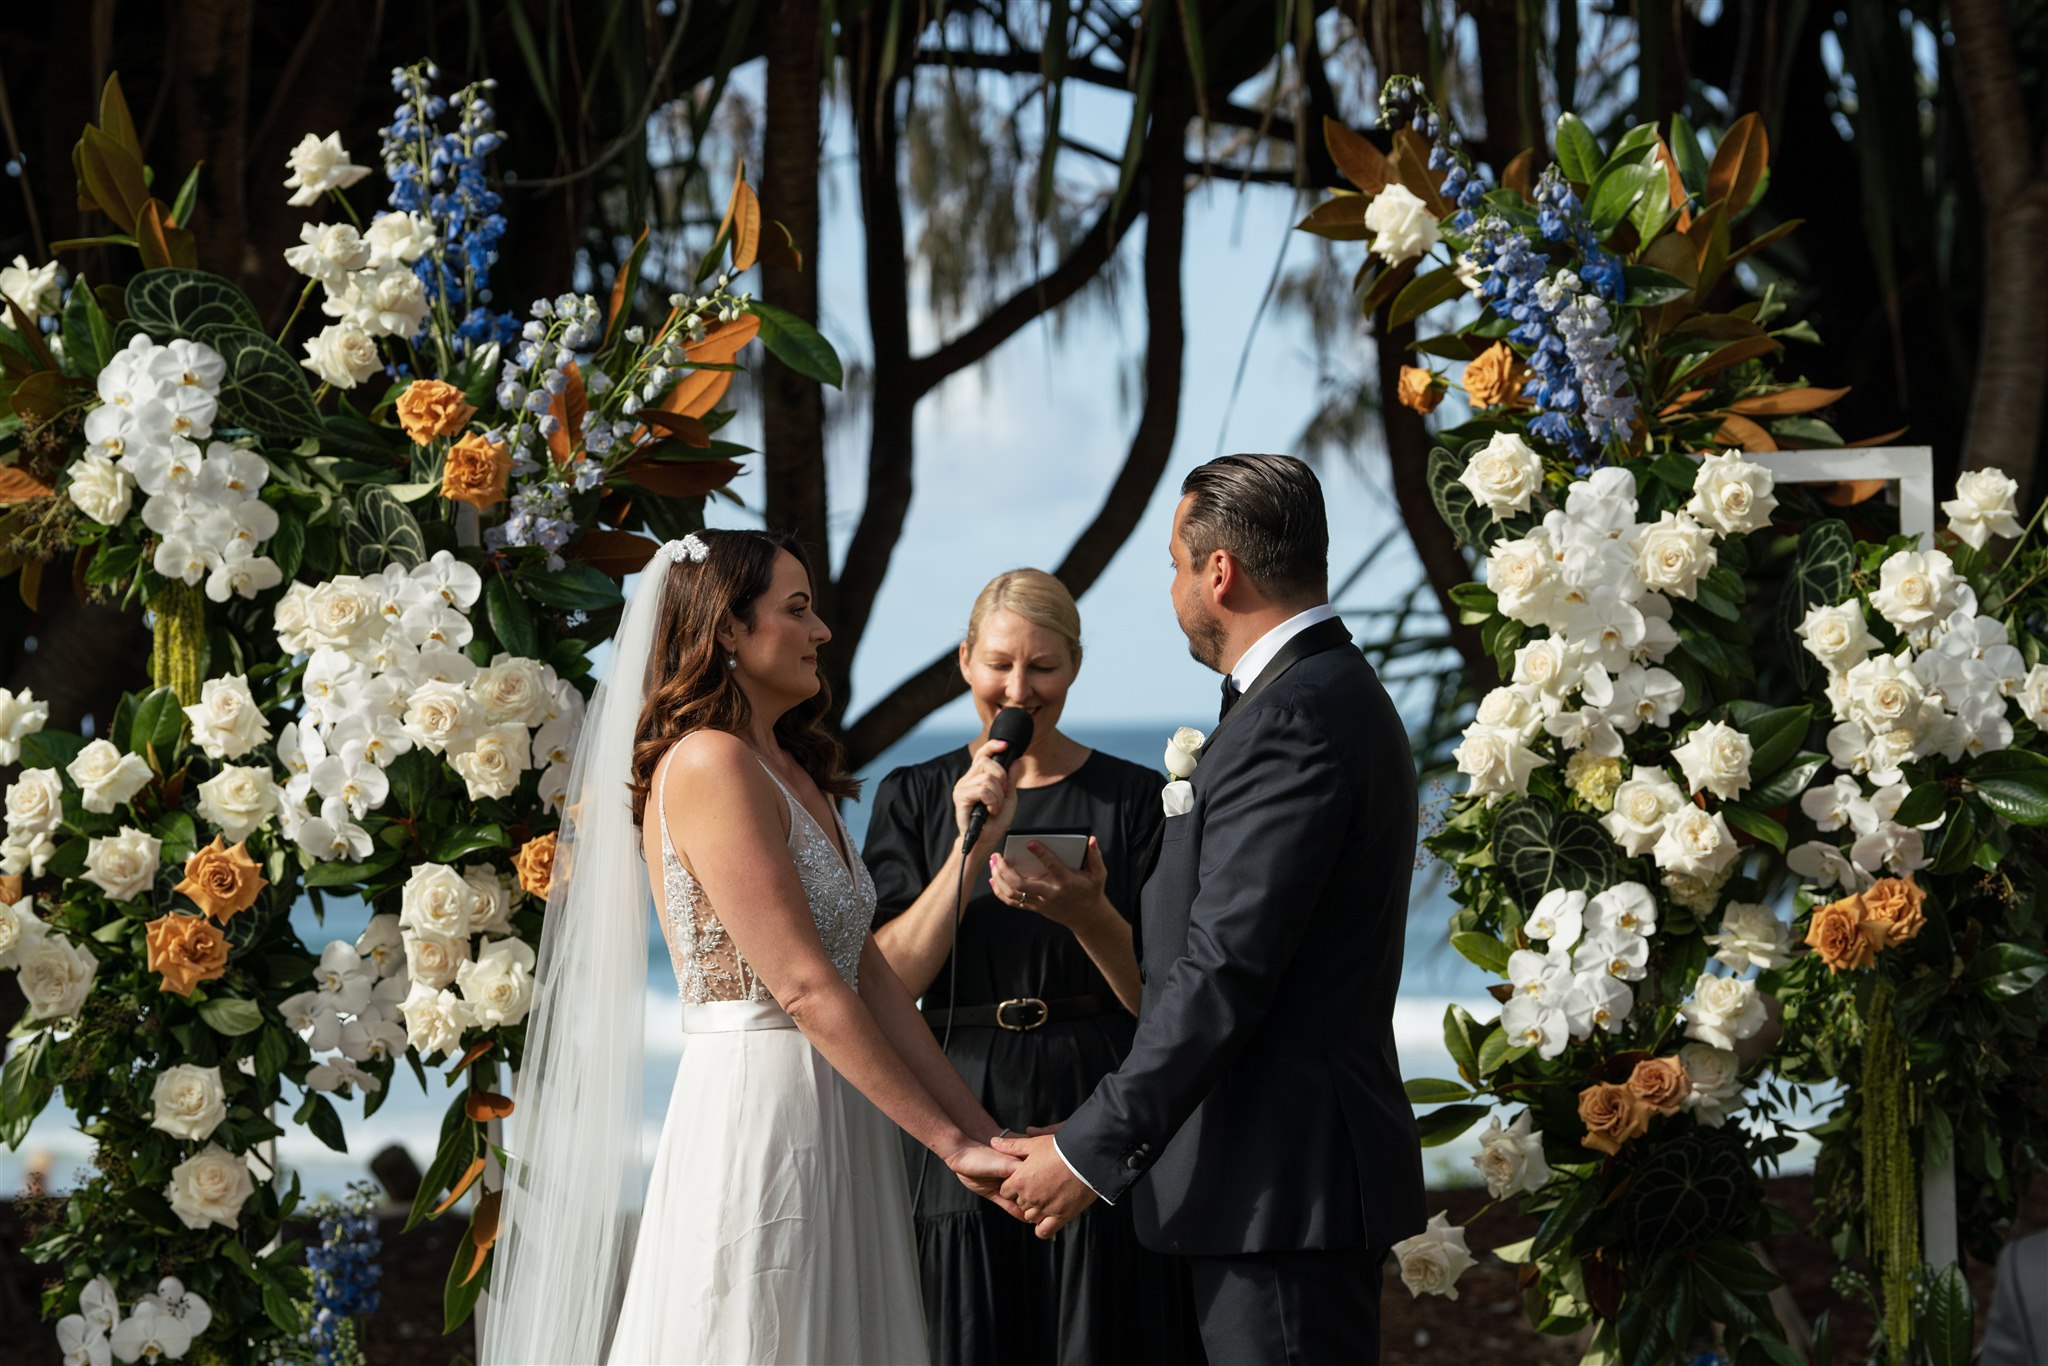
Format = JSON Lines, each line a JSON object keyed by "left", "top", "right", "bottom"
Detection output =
{"left": 991, "top": 1133, "right": 1097, "bottom": 1239}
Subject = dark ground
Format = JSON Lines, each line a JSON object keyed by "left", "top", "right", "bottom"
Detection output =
{"left": 3, "top": 1175, "right": 2043, "bottom": 1364}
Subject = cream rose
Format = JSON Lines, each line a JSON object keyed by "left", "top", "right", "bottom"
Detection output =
{"left": 1601, "top": 770, "right": 1686, "bottom": 856}
{"left": 1706, "top": 901, "right": 1793, "bottom": 972}
{"left": 1670, "top": 720, "right": 1753, "bottom": 800}
{"left": 19, "top": 934, "right": 97, "bottom": 1020}
{"left": 1686, "top": 449, "right": 1778, "bottom": 536}
{"left": 1363, "top": 184, "right": 1442, "bottom": 267}
{"left": 1870, "top": 549, "right": 1959, "bottom": 631}
{"left": 1512, "top": 637, "right": 1583, "bottom": 702}
{"left": 0, "top": 254, "right": 62, "bottom": 321}
{"left": 4, "top": 767, "right": 64, "bottom": 836}
{"left": 1844, "top": 653, "right": 1927, "bottom": 735}
{"left": 451, "top": 722, "right": 531, "bottom": 801}
{"left": 1485, "top": 533, "right": 1557, "bottom": 625}
{"left": 283, "top": 132, "right": 371, "bottom": 205}
{"left": 463, "top": 865, "right": 515, "bottom": 936}
{"left": 1474, "top": 685, "right": 1543, "bottom": 741}
{"left": 365, "top": 210, "right": 437, "bottom": 268}
{"left": 149, "top": 1064, "right": 228, "bottom": 1141}
{"left": 300, "top": 321, "right": 382, "bottom": 390}
{"left": 1458, "top": 431, "right": 1544, "bottom": 521}
{"left": 0, "top": 686, "right": 49, "bottom": 765}
{"left": 456, "top": 936, "right": 537, "bottom": 1027}
{"left": 83, "top": 825, "right": 162, "bottom": 902}
{"left": 195, "top": 765, "right": 277, "bottom": 843}
{"left": 0, "top": 893, "right": 48, "bottom": 968}
{"left": 165, "top": 1144, "right": 254, "bottom": 1231}
{"left": 1677, "top": 1043, "right": 1745, "bottom": 1127}
{"left": 281, "top": 221, "right": 371, "bottom": 285}
{"left": 182, "top": 675, "right": 271, "bottom": 761}
{"left": 1390, "top": 1211, "right": 1475, "bottom": 1299}
{"left": 1163, "top": 727, "right": 1205, "bottom": 780}
{"left": 66, "top": 449, "right": 136, "bottom": 525}
{"left": 301, "top": 576, "right": 385, "bottom": 655}
{"left": 1630, "top": 510, "right": 1717, "bottom": 599}
{"left": 66, "top": 739, "right": 153, "bottom": 814}
{"left": 273, "top": 582, "right": 315, "bottom": 655}
{"left": 2018, "top": 665, "right": 2048, "bottom": 730}
{"left": 401, "top": 678, "right": 482, "bottom": 756}
{"left": 1797, "top": 601, "right": 1876, "bottom": 676}
{"left": 1652, "top": 806, "right": 1740, "bottom": 881}
{"left": 1941, "top": 468, "right": 2024, "bottom": 551}
{"left": 402, "top": 928, "right": 469, "bottom": 990}
{"left": 1453, "top": 722, "right": 1548, "bottom": 801}
{"left": 1471, "top": 1111, "right": 1550, "bottom": 1199}
{"left": 401, "top": 982, "right": 475, "bottom": 1061}
{"left": 469, "top": 654, "right": 551, "bottom": 726}
{"left": 1682, "top": 974, "right": 1767, "bottom": 1051}
{"left": 400, "top": 862, "right": 477, "bottom": 939}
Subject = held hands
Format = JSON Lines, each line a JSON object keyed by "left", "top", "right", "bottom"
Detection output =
{"left": 991, "top": 1132, "right": 1097, "bottom": 1240}
{"left": 944, "top": 1138, "right": 1025, "bottom": 1219}
{"left": 989, "top": 837, "right": 1109, "bottom": 930}
{"left": 952, "top": 738, "right": 1020, "bottom": 859}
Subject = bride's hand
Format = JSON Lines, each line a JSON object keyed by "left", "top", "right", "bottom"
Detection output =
{"left": 945, "top": 1140, "right": 1026, "bottom": 1218}
{"left": 951, "top": 738, "right": 1019, "bottom": 859}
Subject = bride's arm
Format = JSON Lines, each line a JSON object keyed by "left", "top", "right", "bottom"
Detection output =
{"left": 856, "top": 937, "right": 1005, "bottom": 1142}
{"left": 661, "top": 734, "right": 1007, "bottom": 1175}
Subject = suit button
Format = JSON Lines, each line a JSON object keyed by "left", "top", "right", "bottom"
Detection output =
{"left": 1124, "top": 1155, "right": 1143, "bottom": 1170}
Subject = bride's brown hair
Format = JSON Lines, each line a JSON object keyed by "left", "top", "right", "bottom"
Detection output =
{"left": 628, "top": 529, "right": 857, "bottom": 826}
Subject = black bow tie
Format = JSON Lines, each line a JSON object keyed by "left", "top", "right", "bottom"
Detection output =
{"left": 1219, "top": 676, "right": 1243, "bottom": 723}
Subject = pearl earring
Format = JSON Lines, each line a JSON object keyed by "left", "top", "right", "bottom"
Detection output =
{"left": 726, "top": 654, "right": 737, "bottom": 669}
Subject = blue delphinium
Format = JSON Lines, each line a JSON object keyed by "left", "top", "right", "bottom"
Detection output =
{"left": 285, "top": 1182, "right": 381, "bottom": 1366}
{"left": 1533, "top": 166, "right": 1625, "bottom": 302}
{"left": 381, "top": 62, "right": 516, "bottom": 354}
{"left": 1379, "top": 76, "right": 1488, "bottom": 231}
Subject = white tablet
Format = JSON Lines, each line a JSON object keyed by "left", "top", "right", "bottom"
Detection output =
{"left": 1001, "top": 832, "right": 1090, "bottom": 875}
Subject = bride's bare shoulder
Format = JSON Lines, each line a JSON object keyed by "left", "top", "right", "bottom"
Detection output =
{"left": 661, "top": 730, "right": 772, "bottom": 801}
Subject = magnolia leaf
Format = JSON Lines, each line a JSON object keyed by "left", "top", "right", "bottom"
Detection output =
{"left": 1389, "top": 269, "right": 1469, "bottom": 329}
{"left": 1404, "top": 1078, "right": 1475, "bottom": 1105}
{"left": 197, "top": 997, "right": 264, "bottom": 1037}
{"left": 1295, "top": 196, "right": 1371, "bottom": 242}
{"left": 484, "top": 576, "right": 539, "bottom": 659}
{"left": 518, "top": 562, "right": 625, "bottom": 613}
{"left": 1441, "top": 1003, "right": 1483, "bottom": 1084}
{"left": 1415, "top": 1102, "right": 1490, "bottom": 1148}
{"left": 126, "top": 686, "right": 186, "bottom": 758}
{"left": 1323, "top": 117, "right": 1391, "bottom": 194}
{"left": 1728, "top": 385, "right": 1849, "bottom": 416}
{"left": 748, "top": 300, "right": 842, "bottom": 388}
{"left": 1554, "top": 113, "right": 1603, "bottom": 185}
{"left": 1450, "top": 931, "right": 1510, "bottom": 976}
{"left": 1706, "top": 113, "right": 1769, "bottom": 216}
{"left": 1741, "top": 704, "right": 1812, "bottom": 779}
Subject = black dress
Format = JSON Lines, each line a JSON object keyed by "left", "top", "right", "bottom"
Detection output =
{"left": 864, "top": 747, "right": 1204, "bottom": 1366}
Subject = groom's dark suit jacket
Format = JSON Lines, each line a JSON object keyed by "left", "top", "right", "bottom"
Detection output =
{"left": 1058, "top": 617, "right": 1426, "bottom": 1256}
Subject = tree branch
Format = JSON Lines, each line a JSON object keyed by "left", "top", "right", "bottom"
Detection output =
{"left": 910, "top": 44, "right": 1127, "bottom": 91}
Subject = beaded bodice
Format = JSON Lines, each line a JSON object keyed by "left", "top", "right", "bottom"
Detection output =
{"left": 653, "top": 743, "right": 874, "bottom": 1004}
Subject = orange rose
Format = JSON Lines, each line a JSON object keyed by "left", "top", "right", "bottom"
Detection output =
{"left": 441, "top": 433, "right": 512, "bottom": 510}
{"left": 1397, "top": 365, "right": 1445, "bottom": 414}
{"left": 1626, "top": 1056, "right": 1692, "bottom": 1116}
{"left": 174, "top": 836, "right": 267, "bottom": 923}
{"left": 1861, "top": 876, "right": 1927, "bottom": 949}
{"left": 513, "top": 832, "right": 557, "bottom": 900}
{"left": 1804, "top": 894, "right": 1875, "bottom": 973}
{"left": 1578, "top": 1081, "right": 1653, "bottom": 1156}
{"left": 0, "top": 873, "right": 20, "bottom": 904}
{"left": 145, "top": 913, "right": 231, "bottom": 996}
{"left": 397, "top": 378, "right": 478, "bottom": 445}
{"left": 1462, "top": 340, "right": 1531, "bottom": 410}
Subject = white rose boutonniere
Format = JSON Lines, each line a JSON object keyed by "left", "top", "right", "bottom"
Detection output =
{"left": 1161, "top": 726, "right": 1205, "bottom": 817}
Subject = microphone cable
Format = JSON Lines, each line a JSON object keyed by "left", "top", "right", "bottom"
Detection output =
{"left": 911, "top": 836, "right": 976, "bottom": 1217}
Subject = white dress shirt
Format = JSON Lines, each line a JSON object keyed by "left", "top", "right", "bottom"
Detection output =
{"left": 1051, "top": 602, "right": 1339, "bottom": 1202}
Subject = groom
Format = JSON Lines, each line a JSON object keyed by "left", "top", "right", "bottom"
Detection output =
{"left": 996, "top": 454, "right": 1425, "bottom": 1363}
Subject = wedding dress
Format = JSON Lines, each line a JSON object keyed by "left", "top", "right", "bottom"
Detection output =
{"left": 605, "top": 739, "right": 928, "bottom": 1365}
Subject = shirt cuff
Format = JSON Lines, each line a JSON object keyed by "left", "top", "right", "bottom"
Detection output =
{"left": 1052, "top": 1136, "right": 1112, "bottom": 1206}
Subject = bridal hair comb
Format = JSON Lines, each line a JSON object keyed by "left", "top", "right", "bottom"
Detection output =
{"left": 660, "top": 533, "right": 711, "bottom": 565}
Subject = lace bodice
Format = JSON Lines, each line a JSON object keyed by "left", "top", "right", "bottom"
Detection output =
{"left": 653, "top": 741, "right": 875, "bottom": 1004}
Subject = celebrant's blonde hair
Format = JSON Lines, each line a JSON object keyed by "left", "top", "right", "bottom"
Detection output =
{"left": 964, "top": 569, "right": 1083, "bottom": 669}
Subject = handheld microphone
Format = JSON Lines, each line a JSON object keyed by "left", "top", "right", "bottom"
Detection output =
{"left": 963, "top": 706, "right": 1034, "bottom": 848}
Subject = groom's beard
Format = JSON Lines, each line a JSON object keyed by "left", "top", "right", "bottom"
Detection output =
{"left": 1180, "top": 597, "right": 1227, "bottom": 672}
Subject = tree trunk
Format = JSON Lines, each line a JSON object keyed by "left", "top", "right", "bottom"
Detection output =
{"left": 760, "top": 0, "right": 830, "bottom": 581}
{"left": 1462, "top": 0, "right": 1538, "bottom": 170}
{"left": 170, "top": 0, "right": 254, "bottom": 278}
{"left": 1951, "top": 0, "right": 2048, "bottom": 511}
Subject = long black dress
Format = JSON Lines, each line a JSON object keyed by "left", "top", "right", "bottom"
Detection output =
{"left": 864, "top": 747, "right": 1203, "bottom": 1366}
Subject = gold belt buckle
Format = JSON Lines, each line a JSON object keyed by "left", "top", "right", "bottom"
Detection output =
{"left": 996, "top": 997, "right": 1050, "bottom": 1031}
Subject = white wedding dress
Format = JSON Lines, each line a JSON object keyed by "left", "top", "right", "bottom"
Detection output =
{"left": 607, "top": 742, "right": 928, "bottom": 1365}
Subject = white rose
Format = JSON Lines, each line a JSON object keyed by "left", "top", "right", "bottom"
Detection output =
{"left": 1474, "top": 685, "right": 1544, "bottom": 742}
{"left": 1870, "top": 549, "right": 1959, "bottom": 631}
{"left": 0, "top": 893, "right": 48, "bottom": 969}
{"left": 0, "top": 830, "right": 56, "bottom": 878}
{"left": 65, "top": 450, "right": 136, "bottom": 526}
{"left": 401, "top": 982, "right": 475, "bottom": 1061}
{"left": 300, "top": 320, "right": 381, "bottom": 389}
{"left": 1844, "top": 653, "right": 1926, "bottom": 735}
{"left": 340, "top": 264, "right": 431, "bottom": 338}
{"left": 470, "top": 654, "right": 552, "bottom": 726}
{"left": 1682, "top": 974, "right": 1767, "bottom": 1052}
{"left": 1458, "top": 432, "right": 1544, "bottom": 521}
{"left": 1670, "top": 720, "right": 1753, "bottom": 800}
{"left": 402, "top": 928, "right": 469, "bottom": 990}
{"left": 1485, "top": 532, "right": 1557, "bottom": 625}
{"left": 1706, "top": 902, "right": 1793, "bottom": 973}
{"left": 195, "top": 765, "right": 278, "bottom": 843}
{"left": 1600, "top": 770, "right": 1686, "bottom": 856}
{"left": 400, "top": 862, "right": 477, "bottom": 939}
{"left": 1471, "top": 1111, "right": 1551, "bottom": 1200}
{"left": 1797, "top": 601, "right": 1876, "bottom": 675}
{"left": 281, "top": 221, "right": 371, "bottom": 285}
{"left": 1362, "top": 184, "right": 1442, "bottom": 267}
{"left": 456, "top": 936, "right": 538, "bottom": 1027}
{"left": 0, "top": 685, "right": 49, "bottom": 765}
{"left": 273, "top": 582, "right": 315, "bottom": 655}
{"left": 1163, "top": 726, "right": 1205, "bottom": 780}
{"left": 1511, "top": 637, "right": 1583, "bottom": 703}
{"left": 1390, "top": 1210, "right": 1475, "bottom": 1299}
{"left": 1678, "top": 1043, "right": 1746, "bottom": 1127}
{"left": 0, "top": 254, "right": 62, "bottom": 322}
{"left": 82, "top": 825, "right": 162, "bottom": 901}
{"left": 65, "top": 740, "right": 153, "bottom": 814}
{"left": 301, "top": 576, "right": 385, "bottom": 655}
{"left": 149, "top": 1064, "right": 228, "bottom": 1141}
{"left": 1941, "top": 468, "right": 2024, "bottom": 551}
{"left": 1453, "top": 722, "right": 1548, "bottom": 802}
{"left": 165, "top": 1143, "right": 254, "bottom": 1230}
{"left": 1630, "top": 510, "right": 1717, "bottom": 599}
{"left": 5, "top": 767, "right": 65, "bottom": 835}
{"left": 19, "top": 934, "right": 97, "bottom": 1020}
{"left": 463, "top": 865, "right": 515, "bottom": 935}
{"left": 1161, "top": 779, "right": 1194, "bottom": 818}
{"left": 1686, "top": 449, "right": 1778, "bottom": 536}
{"left": 451, "top": 722, "right": 531, "bottom": 800}
{"left": 1652, "top": 806, "right": 1740, "bottom": 881}
{"left": 282, "top": 131, "right": 370, "bottom": 206}
{"left": 364, "top": 210, "right": 437, "bottom": 268}
{"left": 182, "top": 675, "right": 272, "bottom": 761}
{"left": 2018, "top": 665, "right": 2048, "bottom": 730}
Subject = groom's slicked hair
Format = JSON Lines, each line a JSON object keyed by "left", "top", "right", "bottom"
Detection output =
{"left": 1179, "top": 454, "right": 1328, "bottom": 602}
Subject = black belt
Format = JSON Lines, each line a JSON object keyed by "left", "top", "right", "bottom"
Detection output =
{"left": 922, "top": 993, "right": 1120, "bottom": 1032}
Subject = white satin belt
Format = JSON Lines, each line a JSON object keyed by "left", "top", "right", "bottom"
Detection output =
{"left": 681, "top": 999, "right": 798, "bottom": 1033}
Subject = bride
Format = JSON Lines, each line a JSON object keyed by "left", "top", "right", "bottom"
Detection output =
{"left": 483, "top": 529, "right": 1021, "bottom": 1364}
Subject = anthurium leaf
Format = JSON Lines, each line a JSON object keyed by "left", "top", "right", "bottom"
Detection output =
{"left": 125, "top": 268, "right": 262, "bottom": 338}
